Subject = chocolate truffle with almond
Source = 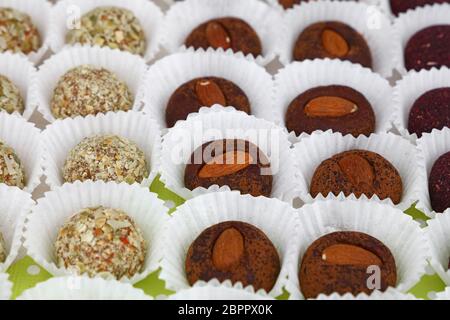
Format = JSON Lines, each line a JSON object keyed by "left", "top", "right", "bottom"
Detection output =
{"left": 293, "top": 21, "right": 372, "bottom": 69}
{"left": 390, "top": 0, "right": 450, "bottom": 16}
{"left": 404, "top": 25, "right": 450, "bottom": 72}
{"left": 429, "top": 151, "right": 450, "bottom": 213}
{"left": 299, "top": 231, "right": 397, "bottom": 299}
{"left": 310, "top": 150, "right": 403, "bottom": 204}
{"left": 55, "top": 206, "right": 147, "bottom": 280}
{"left": 408, "top": 87, "right": 450, "bottom": 137}
{"left": 185, "top": 18, "right": 262, "bottom": 58}
{"left": 166, "top": 77, "right": 251, "bottom": 128}
{"left": 285, "top": 85, "right": 376, "bottom": 137}
{"left": 186, "top": 221, "right": 281, "bottom": 292}
{"left": 184, "top": 139, "right": 272, "bottom": 197}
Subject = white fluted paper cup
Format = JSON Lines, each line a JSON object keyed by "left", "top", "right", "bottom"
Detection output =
{"left": 315, "top": 287, "right": 419, "bottom": 300}
{"left": 24, "top": 181, "right": 170, "bottom": 284}
{"left": 277, "top": 0, "right": 395, "bottom": 77}
{"left": 392, "top": 67, "right": 450, "bottom": 143}
{"left": 0, "top": 0, "right": 51, "bottom": 64}
{"left": 159, "top": 106, "right": 297, "bottom": 203}
{"left": 286, "top": 199, "right": 429, "bottom": 300}
{"left": 425, "top": 213, "right": 450, "bottom": 286}
{"left": 31, "top": 46, "right": 148, "bottom": 123}
{"left": 42, "top": 111, "right": 162, "bottom": 190}
{"left": 435, "top": 287, "right": 450, "bottom": 300}
{"left": 138, "top": 50, "right": 274, "bottom": 130}
{"left": 159, "top": 191, "right": 299, "bottom": 298}
{"left": 264, "top": 0, "right": 388, "bottom": 12}
{"left": 0, "top": 112, "right": 43, "bottom": 193}
{"left": 50, "top": 0, "right": 164, "bottom": 61}
{"left": 293, "top": 131, "right": 420, "bottom": 210}
{"left": 393, "top": 3, "right": 450, "bottom": 75}
{"left": 161, "top": 0, "right": 280, "bottom": 66}
{"left": 0, "top": 273, "right": 12, "bottom": 300}
{"left": 0, "top": 185, "right": 34, "bottom": 273}
{"left": 272, "top": 59, "right": 393, "bottom": 135}
{"left": 0, "top": 53, "right": 37, "bottom": 119}
{"left": 416, "top": 128, "right": 450, "bottom": 217}
{"left": 17, "top": 276, "right": 151, "bottom": 300}
{"left": 167, "top": 279, "right": 274, "bottom": 300}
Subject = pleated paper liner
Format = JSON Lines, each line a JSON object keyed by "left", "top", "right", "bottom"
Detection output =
{"left": 277, "top": 0, "right": 395, "bottom": 77}
{"left": 293, "top": 131, "right": 420, "bottom": 211}
{"left": 31, "top": 46, "right": 148, "bottom": 123}
{"left": 315, "top": 288, "right": 419, "bottom": 300}
{"left": 0, "top": 112, "right": 43, "bottom": 193}
{"left": 435, "top": 287, "right": 450, "bottom": 300}
{"left": 0, "top": 0, "right": 51, "bottom": 64}
{"left": 425, "top": 210, "right": 450, "bottom": 287}
{"left": 161, "top": 0, "right": 280, "bottom": 66}
{"left": 166, "top": 280, "right": 274, "bottom": 300}
{"left": 0, "top": 53, "right": 37, "bottom": 120}
{"left": 0, "top": 273, "right": 12, "bottom": 300}
{"left": 265, "top": 0, "right": 389, "bottom": 13}
{"left": 17, "top": 276, "right": 151, "bottom": 300}
{"left": 0, "top": 185, "right": 34, "bottom": 274}
{"left": 392, "top": 67, "right": 450, "bottom": 143}
{"left": 23, "top": 181, "right": 170, "bottom": 284}
{"left": 285, "top": 199, "right": 429, "bottom": 300}
{"left": 41, "top": 111, "right": 162, "bottom": 190}
{"left": 50, "top": 0, "right": 164, "bottom": 61}
{"left": 272, "top": 59, "right": 393, "bottom": 136}
{"left": 416, "top": 128, "right": 450, "bottom": 217}
{"left": 393, "top": 3, "right": 450, "bottom": 75}
{"left": 159, "top": 106, "right": 297, "bottom": 203}
{"left": 138, "top": 50, "right": 274, "bottom": 130}
{"left": 159, "top": 191, "right": 300, "bottom": 298}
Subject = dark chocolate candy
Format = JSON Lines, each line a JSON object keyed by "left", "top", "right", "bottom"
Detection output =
{"left": 299, "top": 231, "right": 397, "bottom": 299}
{"left": 429, "top": 151, "right": 450, "bottom": 213}
{"left": 408, "top": 87, "right": 450, "bottom": 137}
{"left": 390, "top": 0, "right": 450, "bottom": 16}
{"left": 404, "top": 25, "right": 450, "bottom": 72}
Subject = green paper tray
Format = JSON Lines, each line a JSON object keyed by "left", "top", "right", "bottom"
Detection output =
{"left": 6, "top": 178, "right": 447, "bottom": 300}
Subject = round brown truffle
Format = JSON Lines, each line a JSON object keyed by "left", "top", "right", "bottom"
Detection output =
{"left": 185, "top": 221, "right": 281, "bottom": 292}
{"left": 293, "top": 21, "right": 373, "bottom": 69}
{"left": 0, "top": 231, "right": 6, "bottom": 263}
{"left": 166, "top": 77, "right": 251, "bottom": 128}
{"left": 390, "top": 0, "right": 450, "bottom": 16}
{"left": 408, "top": 87, "right": 450, "bottom": 137}
{"left": 429, "top": 151, "right": 450, "bottom": 213}
{"left": 299, "top": 231, "right": 397, "bottom": 299}
{"left": 285, "top": 85, "right": 376, "bottom": 137}
{"left": 62, "top": 135, "right": 149, "bottom": 184}
{"left": 55, "top": 206, "right": 146, "bottom": 280}
{"left": 0, "top": 140, "right": 25, "bottom": 189}
{"left": 185, "top": 17, "right": 262, "bottom": 58}
{"left": 51, "top": 65, "right": 133, "bottom": 119}
{"left": 184, "top": 139, "right": 273, "bottom": 197}
{"left": 310, "top": 150, "right": 403, "bottom": 204}
{"left": 0, "top": 8, "right": 41, "bottom": 55}
{"left": 404, "top": 25, "right": 450, "bottom": 72}
{"left": 0, "top": 75, "right": 24, "bottom": 114}
{"left": 66, "top": 6, "right": 146, "bottom": 56}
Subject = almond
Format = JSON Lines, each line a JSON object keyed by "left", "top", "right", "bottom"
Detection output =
{"left": 322, "top": 29, "right": 349, "bottom": 57}
{"left": 212, "top": 227, "right": 244, "bottom": 271}
{"left": 338, "top": 154, "right": 375, "bottom": 188}
{"left": 195, "top": 79, "right": 226, "bottom": 107}
{"left": 198, "top": 150, "right": 253, "bottom": 179}
{"left": 322, "top": 244, "right": 381, "bottom": 266}
{"left": 304, "top": 96, "right": 358, "bottom": 117}
{"left": 205, "top": 21, "right": 231, "bottom": 50}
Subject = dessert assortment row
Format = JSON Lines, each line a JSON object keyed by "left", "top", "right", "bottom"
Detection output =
{"left": 0, "top": 0, "right": 448, "bottom": 300}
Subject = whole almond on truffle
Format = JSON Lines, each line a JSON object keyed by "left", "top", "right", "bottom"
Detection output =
{"left": 322, "top": 29, "right": 349, "bottom": 57}
{"left": 205, "top": 21, "right": 232, "bottom": 50}
{"left": 195, "top": 79, "right": 227, "bottom": 107}
{"left": 198, "top": 151, "right": 253, "bottom": 178}
{"left": 338, "top": 154, "right": 375, "bottom": 188}
{"left": 304, "top": 96, "right": 358, "bottom": 118}
{"left": 322, "top": 244, "right": 382, "bottom": 266}
{"left": 212, "top": 227, "right": 245, "bottom": 271}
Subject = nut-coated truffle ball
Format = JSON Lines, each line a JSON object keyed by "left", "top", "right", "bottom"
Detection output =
{"left": 0, "top": 75, "right": 24, "bottom": 114}
{"left": 0, "top": 140, "right": 25, "bottom": 189}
